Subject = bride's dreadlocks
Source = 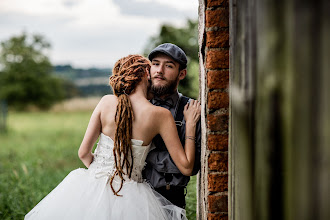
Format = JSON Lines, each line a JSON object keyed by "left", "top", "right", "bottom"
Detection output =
{"left": 108, "top": 54, "right": 151, "bottom": 196}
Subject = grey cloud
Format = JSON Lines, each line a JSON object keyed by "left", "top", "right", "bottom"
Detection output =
{"left": 112, "top": 0, "right": 195, "bottom": 19}
{"left": 0, "top": 12, "right": 73, "bottom": 30}
{"left": 0, "top": 12, "right": 73, "bottom": 44}
{"left": 62, "top": 0, "right": 81, "bottom": 8}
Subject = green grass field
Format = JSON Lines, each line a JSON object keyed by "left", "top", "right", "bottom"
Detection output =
{"left": 0, "top": 111, "right": 196, "bottom": 219}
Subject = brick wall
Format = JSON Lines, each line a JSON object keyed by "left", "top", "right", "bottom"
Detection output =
{"left": 198, "top": 0, "right": 229, "bottom": 219}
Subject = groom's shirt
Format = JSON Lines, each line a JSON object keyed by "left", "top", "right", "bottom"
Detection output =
{"left": 143, "top": 91, "right": 201, "bottom": 188}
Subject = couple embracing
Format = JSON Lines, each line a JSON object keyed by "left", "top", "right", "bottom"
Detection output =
{"left": 25, "top": 43, "right": 201, "bottom": 220}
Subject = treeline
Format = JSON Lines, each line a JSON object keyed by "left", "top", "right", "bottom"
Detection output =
{"left": 53, "top": 65, "right": 112, "bottom": 97}
{"left": 53, "top": 65, "right": 111, "bottom": 80}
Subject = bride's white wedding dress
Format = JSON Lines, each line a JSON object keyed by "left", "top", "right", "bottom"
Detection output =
{"left": 25, "top": 133, "right": 186, "bottom": 220}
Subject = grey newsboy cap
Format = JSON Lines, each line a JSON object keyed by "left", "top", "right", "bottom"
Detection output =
{"left": 148, "top": 43, "right": 187, "bottom": 69}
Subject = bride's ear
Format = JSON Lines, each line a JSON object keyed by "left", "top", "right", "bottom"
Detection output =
{"left": 146, "top": 69, "right": 151, "bottom": 80}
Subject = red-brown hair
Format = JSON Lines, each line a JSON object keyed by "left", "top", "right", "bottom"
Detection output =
{"left": 108, "top": 54, "right": 150, "bottom": 196}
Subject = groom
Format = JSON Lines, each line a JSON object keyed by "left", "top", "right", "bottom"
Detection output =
{"left": 143, "top": 43, "right": 201, "bottom": 209}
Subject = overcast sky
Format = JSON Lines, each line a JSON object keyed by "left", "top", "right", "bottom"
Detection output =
{"left": 0, "top": 0, "right": 198, "bottom": 68}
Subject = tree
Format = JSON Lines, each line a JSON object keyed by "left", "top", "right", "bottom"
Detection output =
{"left": 144, "top": 19, "right": 199, "bottom": 99}
{"left": 0, "top": 33, "right": 65, "bottom": 110}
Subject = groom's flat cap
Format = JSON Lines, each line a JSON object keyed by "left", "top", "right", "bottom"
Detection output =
{"left": 148, "top": 43, "right": 187, "bottom": 69}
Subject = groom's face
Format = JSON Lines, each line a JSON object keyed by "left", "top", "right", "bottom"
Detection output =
{"left": 149, "top": 53, "right": 186, "bottom": 96}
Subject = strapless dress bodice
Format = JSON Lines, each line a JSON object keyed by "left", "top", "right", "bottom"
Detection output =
{"left": 89, "top": 133, "right": 151, "bottom": 183}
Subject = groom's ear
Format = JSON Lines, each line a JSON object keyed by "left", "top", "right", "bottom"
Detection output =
{"left": 178, "top": 69, "right": 187, "bottom": 80}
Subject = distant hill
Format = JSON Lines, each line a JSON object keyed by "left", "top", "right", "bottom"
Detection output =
{"left": 53, "top": 64, "right": 111, "bottom": 80}
{"left": 53, "top": 65, "right": 113, "bottom": 97}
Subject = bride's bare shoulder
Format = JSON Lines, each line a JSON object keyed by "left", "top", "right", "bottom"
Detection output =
{"left": 148, "top": 105, "right": 172, "bottom": 121}
{"left": 99, "top": 95, "right": 117, "bottom": 105}
{"left": 92, "top": 95, "right": 117, "bottom": 113}
{"left": 100, "top": 94, "right": 116, "bottom": 101}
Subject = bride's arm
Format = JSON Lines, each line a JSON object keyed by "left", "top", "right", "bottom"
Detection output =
{"left": 78, "top": 98, "right": 103, "bottom": 168}
{"left": 158, "top": 100, "right": 201, "bottom": 176}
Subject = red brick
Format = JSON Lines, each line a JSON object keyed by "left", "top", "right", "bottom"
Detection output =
{"left": 207, "top": 70, "right": 229, "bottom": 89}
{"left": 208, "top": 173, "right": 228, "bottom": 192}
{"left": 208, "top": 194, "right": 228, "bottom": 212}
{"left": 206, "top": 50, "right": 229, "bottom": 69}
{"left": 208, "top": 213, "right": 228, "bottom": 220}
{"left": 208, "top": 91, "right": 229, "bottom": 109}
{"left": 208, "top": 134, "right": 228, "bottom": 151}
{"left": 208, "top": 153, "right": 228, "bottom": 172}
{"left": 206, "top": 0, "right": 229, "bottom": 7}
{"left": 207, "top": 114, "right": 229, "bottom": 132}
{"left": 206, "top": 9, "right": 229, "bottom": 28}
{"left": 206, "top": 30, "right": 229, "bottom": 48}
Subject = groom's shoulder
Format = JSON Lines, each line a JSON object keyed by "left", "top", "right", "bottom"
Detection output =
{"left": 181, "top": 95, "right": 191, "bottom": 102}
{"left": 177, "top": 94, "right": 190, "bottom": 111}
{"left": 179, "top": 93, "right": 195, "bottom": 102}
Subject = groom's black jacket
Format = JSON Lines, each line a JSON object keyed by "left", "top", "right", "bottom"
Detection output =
{"left": 142, "top": 92, "right": 201, "bottom": 188}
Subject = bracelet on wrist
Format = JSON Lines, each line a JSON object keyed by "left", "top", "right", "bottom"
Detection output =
{"left": 185, "top": 136, "right": 196, "bottom": 141}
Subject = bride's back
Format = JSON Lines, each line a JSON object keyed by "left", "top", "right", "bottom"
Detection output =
{"left": 99, "top": 94, "right": 162, "bottom": 146}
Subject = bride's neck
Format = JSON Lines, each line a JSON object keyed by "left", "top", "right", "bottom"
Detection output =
{"left": 129, "top": 83, "right": 147, "bottom": 100}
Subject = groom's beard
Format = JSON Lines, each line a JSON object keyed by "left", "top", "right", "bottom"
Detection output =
{"left": 150, "top": 76, "right": 179, "bottom": 97}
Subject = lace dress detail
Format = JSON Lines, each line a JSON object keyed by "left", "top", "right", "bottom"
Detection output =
{"left": 25, "top": 133, "right": 186, "bottom": 220}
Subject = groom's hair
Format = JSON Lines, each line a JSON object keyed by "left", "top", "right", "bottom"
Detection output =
{"left": 109, "top": 54, "right": 151, "bottom": 196}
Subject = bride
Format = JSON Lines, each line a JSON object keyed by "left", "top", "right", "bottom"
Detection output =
{"left": 25, "top": 54, "right": 201, "bottom": 220}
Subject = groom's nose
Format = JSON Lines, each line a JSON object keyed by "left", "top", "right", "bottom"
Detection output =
{"left": 155, "top": 65, "right": 164, "bottom": 75}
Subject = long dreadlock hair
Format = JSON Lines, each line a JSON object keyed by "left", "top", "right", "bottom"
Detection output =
{"left": 108, "top": 54, "right": 151, "bottom": 196}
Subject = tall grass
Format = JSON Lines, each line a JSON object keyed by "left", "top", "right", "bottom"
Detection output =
{"left": 0, "top": 111, "right": 90, "bottom": 219}
{"left": 0, "top": 111, "right": 196, "bottom": 219}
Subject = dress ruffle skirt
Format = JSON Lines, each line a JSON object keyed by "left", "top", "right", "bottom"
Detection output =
{"left": 25, "top": 168, "right": 186, "bottom": 220}
{"left": 25, "top": 133, "right": 187, "bottom": 220}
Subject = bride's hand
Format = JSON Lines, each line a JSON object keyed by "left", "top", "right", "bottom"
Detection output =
{"left": 184, "top": 99, "right": 201, "bottom": 125}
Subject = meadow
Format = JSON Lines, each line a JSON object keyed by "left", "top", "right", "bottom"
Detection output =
{"left": 0, "top": 106, "right": 196, "bottom": 219}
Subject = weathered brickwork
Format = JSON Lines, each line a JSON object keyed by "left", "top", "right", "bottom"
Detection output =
{"left": 208, "top": 134, "right": 228, "bottom": 151}
{"left": 208, "top": 213, "right": 229, "bottom": 220}
{"left": 207, "top": 114, "right": 229, "bottom": 132}
{"left": 208, "top": 91, "right": 229, "bottom": 109}
{"left": 208, "top": 173, "right": 228, "bottom": 192}
{"left": 208, "top": 152, "right": 228, "bottom": 172}
{"left": 202, "top": 0, "right": 229, "bottom": 219}
{"left": 208, "top": 194, "right": 228, "bottom": 212}
{"left": 205, "top": 9, "right": 229, "bottom": 28}
{"left": 207, "top": 70, "right": 229, "bottom": 89}
{"left": 206, "top": 30, "right": 229, "bottom": 48}
{"left": 206, "top": 0, "right": 229, "bottom": 8}
{"left": 206, "top": 50, "right": 229, "bottom": 69}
